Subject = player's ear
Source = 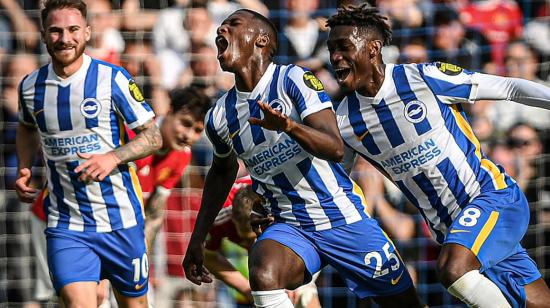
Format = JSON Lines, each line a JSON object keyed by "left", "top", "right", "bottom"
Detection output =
{"left": 84, "top": 25, "right": 91, "bottom": 42}
{"left": 368, "top": 40, "right": 383, "bottom": 59}
{"left": 255, "top": 33, "right": 270, "bottom": 49}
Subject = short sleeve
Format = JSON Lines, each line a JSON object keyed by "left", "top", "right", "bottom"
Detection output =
{"left": 17, "top": 75, "right": 36, "bottom": 126}
{"left": 283, "top": 66, "right": 333, "bottom": 119}
{"left": 204, "top": 107, "right": 233, "bottom": 157}
{"left": 419, "top": 62, "right": 478, "bottom": 104}
{"left": 111, "top": 67, "right": 155, "bottom": 129}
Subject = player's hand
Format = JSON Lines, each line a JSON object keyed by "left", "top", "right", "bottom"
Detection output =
{"left": 182, "top": 242, "right": 213, "bottom": 285}
{"left": 15, "top": 168, "right": 38, "bottom": 203}
{"left": 249, "top": 101, "right": 295, "bottom": 133}
{"left": 74, "top": 152, "right": 121, "bottom": 182}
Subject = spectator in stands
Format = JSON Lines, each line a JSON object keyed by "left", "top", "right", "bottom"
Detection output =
{"left": 276, "top": 0, "right": 340, "bottom": 97}
{"left": 523, "top": 14, "right": 550, "bottom": 81}
{"left": 0, "top": 0, "right": 40, "bottom": 57}
{"left": 120, "top": 0, "right": 163, "bottom": 32}
{"left": 207, "top": 0, "right": 268, "bottom": 26}
{"left": 398, "top": 39, "right": 428, "bottom": 64}
{"left": 154, "top": 1, "right": 217, "bottom": 90}
{"left": 121, "top": 35, "right": 170, "bottom": 116}
{"left": 486, "top": 40, "right": 550, "bottom": 132}
{"left": 430, "top": 5, "right": 492, "bottom": 72}
{"left": 376, "top": 0, "right": 424, "bottom": 47}
{"left": 1, "top": 53, "right": 38, "bottom": 189}
{"left": 85, "top": 0, "right": 124, "bottom": 65}
{"left": 505, "top": 122, "right": 550, "bottom": 284}
{"left": 459, "top": 0, "right": 523, "bottom": 74}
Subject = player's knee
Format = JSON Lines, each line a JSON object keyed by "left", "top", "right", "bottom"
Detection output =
{"left": 437, "top": 258, "right": 470, "bottom": 288}
{"left": 249, "top": 263, "right": 281, "bottom": 291}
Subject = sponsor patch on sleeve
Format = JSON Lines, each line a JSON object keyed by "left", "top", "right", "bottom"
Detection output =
{"left": 303, "top": 71, "right": 324, "bottom": 91}
{"left": 128, "top": 80, "right": 145, "bottom": 102}
{"left": 436, "top": 62, "right": 463, "bottom": 76}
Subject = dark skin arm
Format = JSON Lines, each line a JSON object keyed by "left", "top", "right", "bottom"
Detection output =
{"left": 182, "top": 152, "right": 239, "bottom": 285}
{"left": 249, "top": 101, "right": 344, "bottom": 162}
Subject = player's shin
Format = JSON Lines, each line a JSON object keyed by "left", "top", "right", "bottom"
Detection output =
{"left": 447, "top": 270, "right": 511, "bottom": 308}
{"left": 251, "top": 289, "right": 294, "bottom": 308}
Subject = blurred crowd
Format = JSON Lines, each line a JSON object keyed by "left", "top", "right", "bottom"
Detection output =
{"left": 1, "top": 0, "right": 550, "bottom": 307}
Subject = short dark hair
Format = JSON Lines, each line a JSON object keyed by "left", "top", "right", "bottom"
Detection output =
{"left": 169, "top": 86, "right": 211, "bottom": 121}
{"left": 326, "top": 4, "right": 392, "bottom": 46}
{"left": 236, "top": 9, "right": 278, "bottom": 57}
{"left": 41, "top": 0, "right": 87, "bottom": 30}
{"left": 232, "top": 186, "right": 261, "bottom": 226}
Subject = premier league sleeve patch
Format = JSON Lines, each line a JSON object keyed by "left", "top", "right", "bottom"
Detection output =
{"left": 128, "top": 80, "right": 145, "bottom": 102}
{"left": 303, "top": 71, "right": 325, "bottom": 91}
{"left": 436, "top": 62, "right": 463, "bottom": 76}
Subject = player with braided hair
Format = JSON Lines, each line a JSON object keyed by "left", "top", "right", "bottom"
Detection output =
{"left": 328, "top": 4, "right": 550, "bottom": 307}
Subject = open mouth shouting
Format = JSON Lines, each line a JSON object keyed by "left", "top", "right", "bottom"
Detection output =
{"left": 333, "top": 67, "right": 351, "bottom": 84}
{"left": 215, "top": 35, "right": 229, "bottom": 60}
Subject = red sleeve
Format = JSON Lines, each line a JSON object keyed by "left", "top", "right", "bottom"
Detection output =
{"left": 159, "top": 150, "right": 191, "bottom": 189}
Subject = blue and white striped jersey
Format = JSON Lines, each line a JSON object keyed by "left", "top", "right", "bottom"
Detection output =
{"left": 206, "top": 63, "right": 367, "bottom": 231}
{"left": 337, "top": 62, "right": 547, "bottom": 243}
{"left": 18, "top": 55, "right": 155, "bottom": 232}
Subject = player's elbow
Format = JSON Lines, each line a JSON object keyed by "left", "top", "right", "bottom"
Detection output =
{"left": 328, "top": 139, "right": 345, "bottom": 162}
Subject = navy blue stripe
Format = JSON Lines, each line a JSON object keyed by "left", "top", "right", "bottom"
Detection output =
{"left": 393, "top": 65, "right": 431, "bottom": 135}
{"left": 418, "top": 64, "right": 472, "bottom": 99}
{"left": 272, "top": 171, "right": 315, "bottom": 230}
{"left": 109, "top": 103, "right": 121, "bottom": 147}
{"left": 119, "top": 164, "right": 144, "bottom": 225}
{"left": 247, "top": 95, "right": 266, "bottom": 146}
{"left": 206, "top": 109, "right": 231, "bottom": 155}
{"left": 57, "top": 85, "right": 72, "bottom": 131}
{"left": 268, "top": 65, "right": 281, "bottom": 102}
{"left": 18, "top": 75, "right": 35, "bottom": 124}
{"left": 297, "top": 158, "right": 345, "bottom": 225}
{"left": 285, "top": 78, "right": 307, "bottom": 115}
{"left": 412, "top": 172, "right": 452, "bottom": 228}
{"left": 84, "top": 60, "right": 99, "bottom": 128}
{"left": 375, "top": 99, "right": 405, "bottom": 147}
{"left": 66, "top": 161, "right": 96, "bottom": 231}
{"left": 436, "top": 158, "right": 470, "bottom": 208}
{"left": 43, "top": 191, "right": 51, "bottom": 222}
{"left": 111, "top": 69, "right": 138, "bottom": 125}
{"left": 259, "top": 182, "right": 282, "bottom": 221}
{"left": 99, "top": 177, "right": 123, "bottom": 230}
{"left": 347, "top": 94, "right": 381, "bottom": 155}
{"left": 317, "top": 91, "right": 331, "bottom": 103}
{"left": 224, "top": 88, "right": 244, "bottom": 155}
{"left": 47, "top": 160, "right": 70, "bottom": 229}
{"left": 328, "top": 161, "right": 367, "bottom": 215}
{"left": 34, "top": 66, "right": 49, "bottom": 132}
{"left": 395, "top": 180, "right": 445, "bottom": 244}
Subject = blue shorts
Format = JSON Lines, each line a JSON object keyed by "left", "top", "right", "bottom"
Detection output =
{"left": 45, "top": 224, "right": 149, "bottom": 297}
{"left": 256, "top": 218, "right": 414, "bottom": 299}
{"left": 444, "top": 184, "right": 541, "bottom": 307}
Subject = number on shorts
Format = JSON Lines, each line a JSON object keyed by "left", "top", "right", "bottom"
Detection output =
{"left": 131, "top": 253, "right": 149, "bottom": 282}
{"left": 458, "top": 208, "right": 481, "bottom": 227}
{"left": 364, "top": 242, "right": 400, "bottom": 278}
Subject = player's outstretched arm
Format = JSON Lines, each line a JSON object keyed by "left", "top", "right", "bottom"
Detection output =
{"left": 15, "top": 123, "right": 39, "bottom": 202}
{"left": 183, "top": 152, "right": 240, "bottom": 285}
{"left": 249, "top": 102, "right": 344, "bottom": 162}
{"left": 74, "top": 119, "right": 162, "bottom": 182}
{"left": 474, "top": 73, "right": 550, "bottom": 109}
{"left": 204, "top": 249, "right": 253, "bottom": 302}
